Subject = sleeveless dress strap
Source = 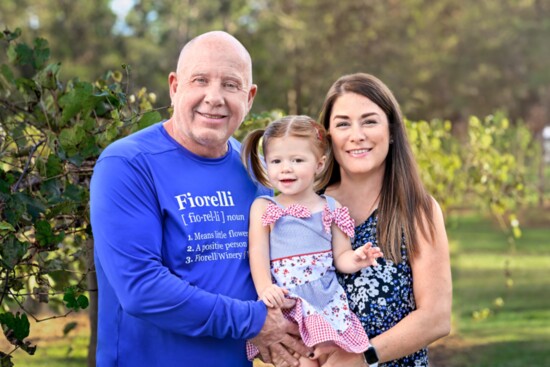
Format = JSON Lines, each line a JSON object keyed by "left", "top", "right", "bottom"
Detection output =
{"left": 258, "top": 195, "right": 279, "bottom": 205}
{"left": 321, "top": 194, "right": 337, "bottom": 211}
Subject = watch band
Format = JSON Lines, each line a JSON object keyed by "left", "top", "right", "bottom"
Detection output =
{"left": 363, "top": 345, "right": 379, "bottom": 367}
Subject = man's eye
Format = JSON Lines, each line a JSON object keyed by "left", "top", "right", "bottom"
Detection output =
{"left": 224, "top": 81, "right": 239, "bottom": 91}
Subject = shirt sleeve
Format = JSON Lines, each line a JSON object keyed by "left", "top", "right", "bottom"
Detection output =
{"left": 90, "top": 155, "right": 267, "bottom": 339}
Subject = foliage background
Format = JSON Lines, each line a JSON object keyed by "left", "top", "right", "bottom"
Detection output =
{"left": 2, "top": 0, "right": 550, "bottom": 128}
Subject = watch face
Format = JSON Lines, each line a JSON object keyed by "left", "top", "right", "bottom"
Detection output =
{"left": 365, "top": 347, "right": 379, "bottom": 363}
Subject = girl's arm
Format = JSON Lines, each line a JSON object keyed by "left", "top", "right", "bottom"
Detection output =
{"left": 367, "top": 197, "right": 452, "bottom": 363}
{"left": 332, "top": 202, "right": 383, "bottom": 274}
{"left": 248, "top": 199, "right": 287, "bottom": 307}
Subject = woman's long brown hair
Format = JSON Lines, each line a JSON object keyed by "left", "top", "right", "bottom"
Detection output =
{"left": 319, "top": 73, "right": 435, "bottom": 262}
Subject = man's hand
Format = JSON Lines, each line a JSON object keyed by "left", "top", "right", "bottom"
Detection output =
{"left": 250, "top": 298, "right": 313, "bottom": 366}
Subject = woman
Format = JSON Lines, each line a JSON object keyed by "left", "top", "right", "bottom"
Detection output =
{"left": 319, "top": 73, "right": 452, "bottom": 367}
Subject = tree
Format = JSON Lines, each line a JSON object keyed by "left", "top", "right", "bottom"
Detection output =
{"left": 0, "top": 28, "right": 161, "bottom": 366}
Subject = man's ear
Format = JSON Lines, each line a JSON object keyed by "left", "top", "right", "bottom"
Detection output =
{"left": 168, "top": 72, "right": 178, "bottom": 102}
{"left": 247, "top": 84, "right": 258, "bottom": 110}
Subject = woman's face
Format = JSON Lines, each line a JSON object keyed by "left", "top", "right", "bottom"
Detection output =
{"left": 328, "top": 92, "right": 390, "bottom": 180}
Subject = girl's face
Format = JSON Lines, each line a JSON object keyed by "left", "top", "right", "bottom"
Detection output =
{"left": 265, "top": 136, "right": 326, "bottom": 199}
{"left": 328, "top": 92, "right": 390, "bottom": 180}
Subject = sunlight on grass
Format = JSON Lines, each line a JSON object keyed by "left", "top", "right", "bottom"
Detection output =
{"left": 447, "top": 211, "right": 550, "bottom": 367}
{"left": 8, "top": 335, "right": 88, "bottom": 367}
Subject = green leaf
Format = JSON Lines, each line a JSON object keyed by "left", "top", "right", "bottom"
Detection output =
{"left": 58, "top": 81, "right": 97, "bottom": 123}
{"left": 33, "top": 38, "right": 50, "bottom": 69}
{"left": 0, "top": 352, "right": 14, "bottom": 367}
{"left": 0, "top": 235, "right": 28, "bottom": 269}
{"left": 9, "top": 43, "right": 34, "bottom": 66}
{"left": 77, "top": 295, "right": 89, "bottom": 310}
{"left": 59, "top": 126, "right": 85, "bottom": 150}
{"left": 63, "top": 321, "right": 78, "bottom": 336}
{"left": 46, "top": 154, "right": 64, "bottom": 178}
{"left": 63, "top": 287, "right": 77, "bottom": 309}
{"left": 0, "top": 221, "right": 15, "bottom": 234}
{"left": 34, "top": 62, "right": 60, "bottom": 89}
{"left": 138, "top": 110, "right": 162, "bottom": 130}
{"left": 35, "top": 220, "right": 56, "bottom": 247}
{"left": 0, "top": 312, "right": 31, "bottom": 341}
{"left": 0, "top": 64, "right": 16, "bottom": 85}
{"left": 3, "top": 28, "right": 22, "bottom": 42}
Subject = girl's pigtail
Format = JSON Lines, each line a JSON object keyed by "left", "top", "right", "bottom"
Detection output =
{"left": 241, "top": 129, "right": 271, "bottom": 188}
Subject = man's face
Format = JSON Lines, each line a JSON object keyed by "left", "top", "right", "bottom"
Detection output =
{"left": 168, "top": 36, "right": 257, "bottom": 158}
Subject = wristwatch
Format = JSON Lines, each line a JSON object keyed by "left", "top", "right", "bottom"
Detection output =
{"left": 363, "top": 345, "right": 379, "bottom": 367}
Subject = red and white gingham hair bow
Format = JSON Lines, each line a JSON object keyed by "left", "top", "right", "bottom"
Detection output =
{"left": 322, "top": 205, "right": 355, "bottom": 238}
{"left": 261, "top": 203, "right": 312, "bottom": 226}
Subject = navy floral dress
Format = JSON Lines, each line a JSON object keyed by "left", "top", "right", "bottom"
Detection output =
{"left": 337, "top": 210, "right": 429, "bottom": 367}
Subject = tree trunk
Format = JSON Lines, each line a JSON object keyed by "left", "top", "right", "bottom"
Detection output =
{"left": 86, "top": 238, "right": 98, "bottom": 367}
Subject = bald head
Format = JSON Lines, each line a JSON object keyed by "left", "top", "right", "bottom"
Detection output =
{"left": 177, "top": 31, "right": 253, "bottom": 85}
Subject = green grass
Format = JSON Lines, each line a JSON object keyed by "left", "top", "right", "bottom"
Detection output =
{"left": 5, "top": 335, "right": 88, "bottom": 367}
{"left": 4, "top": 209, "right": 550, "bottom": 367}
{"left": 445, "top": 210, "right": 550, "bottom": 367}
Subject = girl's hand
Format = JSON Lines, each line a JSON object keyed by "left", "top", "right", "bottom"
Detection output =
{"left": 260, "top": 284, "right": 289, "bottom": 308}
{"left": 354, "top": 242, "right": 383, "bottom": 267}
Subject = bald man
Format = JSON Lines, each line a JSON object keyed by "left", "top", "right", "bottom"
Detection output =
{"left": 91, "top": 31, "right": 310, "bottom": 367}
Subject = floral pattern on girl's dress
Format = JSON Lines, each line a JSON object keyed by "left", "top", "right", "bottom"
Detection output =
{"left": 337, "top": 210, "right": 429, "bottom": 367}
{"left": 271, "top": 251, "right": 353, "bottom": 332}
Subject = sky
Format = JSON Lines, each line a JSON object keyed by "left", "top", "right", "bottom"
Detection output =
{"left": 110, "top": 0, "right": 135, "bottom": 35}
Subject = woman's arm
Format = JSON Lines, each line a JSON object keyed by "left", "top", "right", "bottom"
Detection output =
{"left": 369, "top": 197, "right": 452, "bottom": 362}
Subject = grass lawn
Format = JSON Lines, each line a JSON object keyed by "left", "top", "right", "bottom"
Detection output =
{"left": 439, "top": 210, "right": 550, "bottom": 366}
{"left": 0, "top": 312, "right": 90, "bottom": 367}
{"left": 2, "top": 210, "right": 549, "bottom": 367}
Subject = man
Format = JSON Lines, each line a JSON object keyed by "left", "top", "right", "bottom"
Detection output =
{"left": 91, "top": 31, "right": 310, "bottom": 366}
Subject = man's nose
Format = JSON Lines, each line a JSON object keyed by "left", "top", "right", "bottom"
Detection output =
{"left": 204, "top": 84, "right": 224, "bottom": 107}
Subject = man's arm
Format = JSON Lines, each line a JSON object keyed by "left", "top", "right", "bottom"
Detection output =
{"left": 91, "top": 155, "right": 266, "bottom": 339}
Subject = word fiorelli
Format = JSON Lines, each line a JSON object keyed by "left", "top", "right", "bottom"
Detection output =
{"left": 175, "top": 191, "right": 235, "bottom": 210}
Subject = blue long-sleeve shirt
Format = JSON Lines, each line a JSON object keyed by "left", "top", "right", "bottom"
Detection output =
{"left": 90, "top": 122, "right": 269, "bottom": 366}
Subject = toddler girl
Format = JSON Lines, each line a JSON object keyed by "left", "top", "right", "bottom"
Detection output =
{"left": 241, "top": 115, "right": 383, "bottom": 366}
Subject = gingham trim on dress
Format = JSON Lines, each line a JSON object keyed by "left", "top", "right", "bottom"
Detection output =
{"left": 246, "top": 296, "right": 369, "bottom": 360}
{"left": 322, "top": 205, "right": 355, "bottom": 238}
{"left": 261, "top": 202, "right": 311, "bottom": 226}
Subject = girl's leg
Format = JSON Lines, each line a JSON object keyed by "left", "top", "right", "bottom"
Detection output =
{"left": 298, "top": 356, "right": 320, "bottom": 367}
{"left": 319, "top": 348, "right": 366, "bottom": 367}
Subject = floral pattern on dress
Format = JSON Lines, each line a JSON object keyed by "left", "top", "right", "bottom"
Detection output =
{"left": 337, "top": 210, "right": 429, "bottom": 367}
{"left": 271, "top": 251, "right": 353, "bottom": 332}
